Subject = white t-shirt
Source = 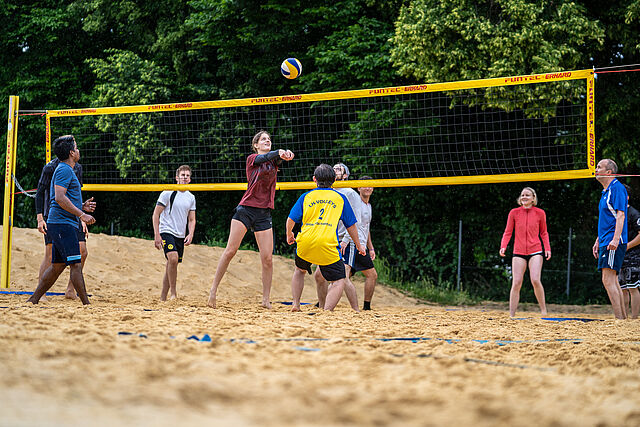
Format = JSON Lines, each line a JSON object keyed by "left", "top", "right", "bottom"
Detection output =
{"left": 343, "top": 198, "right": 371, "bottom": 247}
{"left": 157, "top": 190, "right": 196, "bottom": 238}
{"left": 336, "top": 187, "right": 362, "bottom": 240}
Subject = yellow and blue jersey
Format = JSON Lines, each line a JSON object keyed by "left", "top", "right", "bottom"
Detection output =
{"left": 288, "top": 188, "right": 357, "bottom": 265}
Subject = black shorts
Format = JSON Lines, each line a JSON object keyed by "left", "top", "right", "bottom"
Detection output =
{"left": 295, "top": 254, "right": 346, "bottom": 282}
{"left": 44, "top": 222, "right": 85, "bottom": 245}
{"left": 161, "top": 233, "right": 184, "bottom": 263}
{"left": 232, "top": 205, "right": 272, "bottom": 232}
{"left": 343, "top": 243, "right": 375, "bottom": 274}
{"left": 48, "top": 223, "right": 82, "bottom": 265}
{"left": 619, "top": 265, "right": 640, "bottom": 289}
{"left": 513, "top": 252, "right": 543, "bottom": 262}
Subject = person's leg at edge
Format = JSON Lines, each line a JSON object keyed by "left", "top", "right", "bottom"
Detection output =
{"left": 342, "top": 264, "right": 359, "bottom": 311}
{"left": 623, "top": 289, "right": 630, "bottom": 313}
{"left": 628, "top": 287, "right": 640, "bottom": 319}
{"left": 291, "top": 267, "right": 306, "bottom": 312}
{"left": 313, "top": 267, "right": 328, "bottom": 309}
{"left": 27, "top": 262, "right": 66, "bottom": 304}
{"left": 161, "top": 251, "right": 179, "bottom": 301}
{"left": 37, "top": 244, "right": 53, "bottom": 302}
{"left": 208, "top": 219, "right": 247, "bottom": 308}
{"left": 509, "top": 257, "right": 527, "bottom": 317}
{"left": 65, "top": 242, "right": 87, "bottom": 300}
{"left": 255, "top": 228, "right": 274, "bottom": 309}
{"left": 324, "top": 278, "right": 346, "bottom": 311}
{"left": 68, "top": 262, "right": 90, "bottom": 305}
{"left": 362, "top": 267, "right": 378, "bottom": 310}
{"left": 528, "top": 255, "right": 547, "bottom": 315}
{"left": 602, "top": 268, "right": 626, "bottom": 319}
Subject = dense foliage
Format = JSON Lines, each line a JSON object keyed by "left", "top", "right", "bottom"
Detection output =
{"left": 1, "top": 0, "right": 639, "bottom": 304}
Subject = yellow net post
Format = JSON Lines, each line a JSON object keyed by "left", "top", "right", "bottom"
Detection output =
{"left": 2, "top": 96, "right": 20, "bottom": 288}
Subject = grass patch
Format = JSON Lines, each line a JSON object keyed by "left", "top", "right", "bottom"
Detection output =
{"left": 373, "top": 257, "right": 479, "bottom": 306}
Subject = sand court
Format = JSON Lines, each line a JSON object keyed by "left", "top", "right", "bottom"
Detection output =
{"left": 1, "top": 227, "right": 640, "bottom": 426}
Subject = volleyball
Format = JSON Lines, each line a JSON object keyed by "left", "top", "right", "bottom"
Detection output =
{"left": 281, "top": 58, "right": 302, "bottom": 79}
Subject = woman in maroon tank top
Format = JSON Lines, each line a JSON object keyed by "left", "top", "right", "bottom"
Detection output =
{"left": 499, "top": 187, "right": 551, "bottom": 317}
{"left": 208, "top": 131, "right": 294, "bottom": 309}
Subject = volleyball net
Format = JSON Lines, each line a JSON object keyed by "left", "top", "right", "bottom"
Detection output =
{"left": 44, "top": 69, "right": 595, "bottom": 192}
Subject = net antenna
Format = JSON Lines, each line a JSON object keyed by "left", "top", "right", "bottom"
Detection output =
{"left": 45, "top": 69, "right": 595, "bottom": 192}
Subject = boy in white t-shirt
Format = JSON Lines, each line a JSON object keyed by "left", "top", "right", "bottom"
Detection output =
{"left": 152, "top": 165, "right": 196, "bottom": 301}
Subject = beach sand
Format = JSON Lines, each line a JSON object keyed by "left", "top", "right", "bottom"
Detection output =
{"left": 1, "top": 227, "right": 639, "bottom": 426}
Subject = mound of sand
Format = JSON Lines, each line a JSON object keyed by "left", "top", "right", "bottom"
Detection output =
{"left": 3, "top": 226, "right": 417, "bottom": 307}
{"left": 2, "top": 227, "right": 639, "bottom": 427}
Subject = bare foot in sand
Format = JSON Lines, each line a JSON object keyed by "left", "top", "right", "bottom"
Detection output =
{"left": 262, "top": 300, "right": 272, "bottom": 309}
{"left": 64, "top": 283, "right": 78, "bottom": 300}
{"left": 207, "top": 296, "right": 216, "bottom": 308}
{"left": 291, "top": 305, "right": 301, "bottom": 312}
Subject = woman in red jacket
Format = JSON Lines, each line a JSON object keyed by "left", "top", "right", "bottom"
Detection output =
{"left": 500, "top": 187, "right": 551, "bottom": 317}
{"left": 207, "top": 131, "right": 294, "bottom": 309}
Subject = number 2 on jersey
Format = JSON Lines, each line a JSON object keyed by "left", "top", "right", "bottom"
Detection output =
{"left": 318, "top": 208, "right": 325, "bottom": 220}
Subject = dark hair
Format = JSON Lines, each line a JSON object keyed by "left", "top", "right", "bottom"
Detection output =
{"left": 53, "top": 135, "right": 76, "bottom": 161}
{"left": 251, "top": 130, "right": 270, "bottom": 153}
{"left": 623, "top": 184, "right": 632, "bottom": 198}
{"left": 314, "top": 164, "right": 336, "bottom": 188}
{"left": 359, "top": 175, "right": 372, "bottom": 180}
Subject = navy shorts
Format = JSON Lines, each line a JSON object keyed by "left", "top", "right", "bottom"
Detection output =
{"left": 44, "top": 222, "right": 85, "bottom": 245}
{"left": 48, "top": 223, "right": 82, "bottom": 265}
{"left": 598, "top": 244, "right": 627, "bottom": 273}
{"left": 232, "top": 205, "right": 272, "bottom": 232}
{"left": 161, "top": 233, "right": 184, "bottom": 263}
{"left": 343, "top": 243, "right": 375, "bottom": 274}
{"left": 295, "top": 254, "right": 346, "bottom": 282}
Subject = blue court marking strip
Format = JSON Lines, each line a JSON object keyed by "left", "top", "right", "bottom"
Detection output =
{"left": 277, "top": 301, "right": 311, "bottom": 305}
{"left": 118, "top": 333, "right": 638, "bottom": 352}
{"left": 541, "top": 317, "right": 603, "bottom": 322}
{"left": 118, "top": 332, "right": 148, "bottom": 338}
{"left": 0, "top": 291, "right": 93, "bottom": 296}
{"left": 390, "top": 353, "right": 555, "bottom": 372}
{"left": 295, "top": 346, "right": 321, "bottom": 352}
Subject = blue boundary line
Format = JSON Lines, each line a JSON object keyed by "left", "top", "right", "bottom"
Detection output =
{"left": 0, "top": 290, "right": 93, "bottom": 296}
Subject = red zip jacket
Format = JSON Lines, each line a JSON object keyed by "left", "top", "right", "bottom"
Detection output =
{"left": 500, "top": 206, "right": 550, "bottom": 255}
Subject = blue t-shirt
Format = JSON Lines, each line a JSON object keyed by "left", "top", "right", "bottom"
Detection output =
{"left": 598, "top": 179, "right": 628, "bottom": 246}
{"left": 289, "top": 187, "right": 357, "bottom": 265}
{"left": 47, "top": 162, "right": 83, "bottom": 227}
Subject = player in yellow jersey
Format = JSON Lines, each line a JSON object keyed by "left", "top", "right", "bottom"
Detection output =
{"left": 286, "top": 164, "right": 365, "bottom": 311}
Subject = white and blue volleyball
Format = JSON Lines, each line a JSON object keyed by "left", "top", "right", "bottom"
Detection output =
{"left": 281, "top": 58, "right": 302, "bottom": 79}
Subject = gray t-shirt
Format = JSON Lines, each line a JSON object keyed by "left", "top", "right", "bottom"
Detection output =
{"left": 336, "top": 187, "right": 362, "bottom": 241}
{"left": 343, "top": 198, "right": 371, "bottom": 247}
{"left": 157, "top": 190, "right": 196, "bottom": 238}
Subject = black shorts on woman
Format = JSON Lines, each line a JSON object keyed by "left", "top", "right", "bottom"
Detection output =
{"left": 512, "top": 252, "right": 543, "bottom": 261}
{"left": 232, "top": 205, "right": 272, "bottom": 232}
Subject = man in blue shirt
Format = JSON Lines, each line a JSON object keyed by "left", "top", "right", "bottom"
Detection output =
{"left": 34, "top": 157, "right": 93, "bottom": 299}
{"left": 592, "top": 159, "right": 628, "bottom": 319}
{"left": 27, "top": 135, "right": 96, "bottom": 305}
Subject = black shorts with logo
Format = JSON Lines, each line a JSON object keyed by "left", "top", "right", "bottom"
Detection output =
{"left": 232, "top": 205, "right": 272, "bottom": 232}
{"left": 161, "top": 233, "right": 185, "bottom": 263}
{"left": 295, "top": 254, "right": 346, "bottom": 282}
{"left": 343, "top": 243, "right": 375, "bottom": 274}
